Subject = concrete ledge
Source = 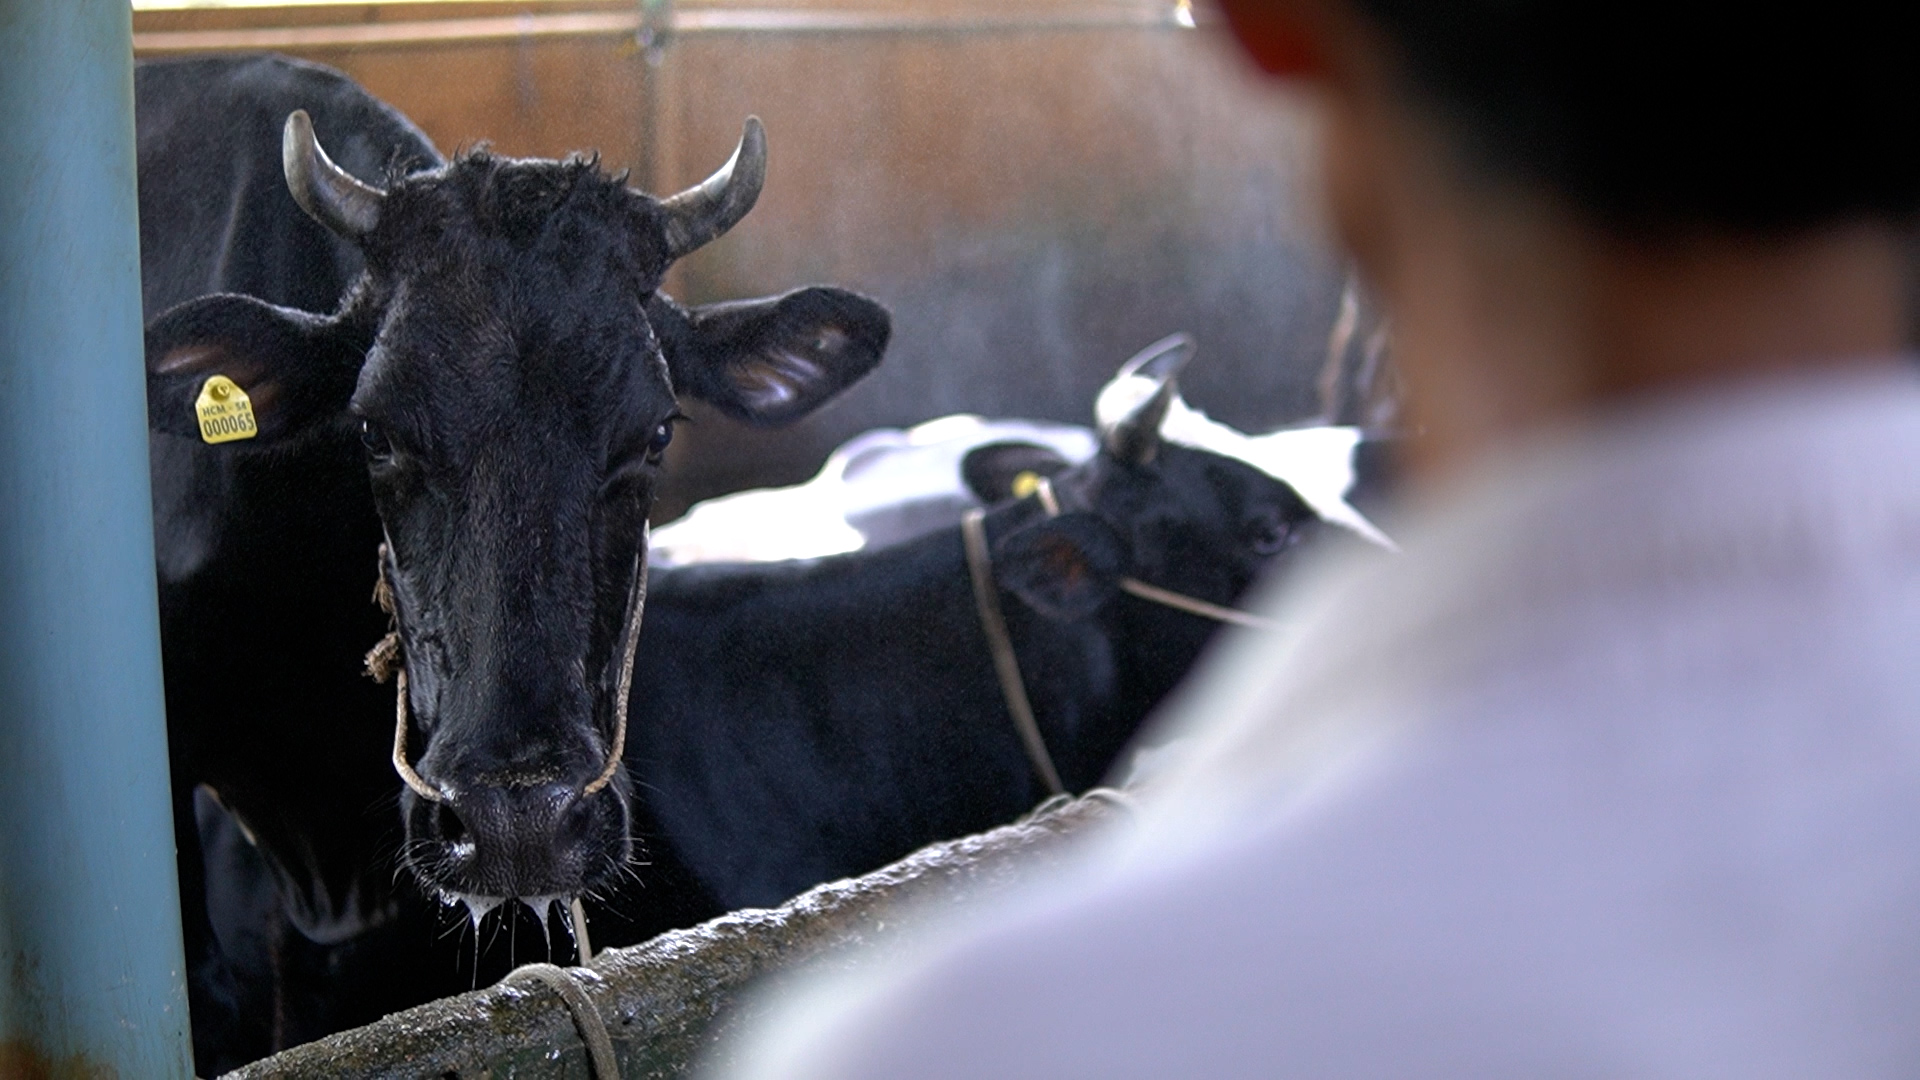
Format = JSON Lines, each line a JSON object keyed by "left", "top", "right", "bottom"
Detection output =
{"left": 224, "top": 791, "right": 1126, "bottom": 1079}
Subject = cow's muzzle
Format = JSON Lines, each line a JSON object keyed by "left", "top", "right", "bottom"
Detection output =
{"left": 407, "top": 776, "right": 629, "bottom": 900}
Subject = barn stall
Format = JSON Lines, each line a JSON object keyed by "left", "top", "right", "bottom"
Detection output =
{"left": 0, "top": 1, "right": 1362, "bottom": 1076}
{"left": 131, "top": 0, "right": 1345, "bottom": 518}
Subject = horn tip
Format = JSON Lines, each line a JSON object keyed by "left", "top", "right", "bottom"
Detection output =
{"left": 1117, "top": 332, "right": 1198, "bottom": 382}
{"left": 283, "top": 109, "right": 313, "bottom": 150}
{"left": 282, "top": 110, "right": 314, "bottom": 212}
{"left": 741, "top": 116, "right": 768, "bottom": 160}
{"left": 281, "top": 108, "right": 383, "bottom": 239}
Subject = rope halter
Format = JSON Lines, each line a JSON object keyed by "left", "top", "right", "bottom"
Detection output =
{"left": 965, "top": 475, "right": 1278, "bottom": 794}
{"left": 1028, "top": 473, "right": 1277, "bottom": 631}
{"left": 370, "top": 527, "right": 649, "bottom": 804}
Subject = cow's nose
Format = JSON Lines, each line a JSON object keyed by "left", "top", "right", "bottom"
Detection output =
{"left": 423, "top": 781, "right": 606, "bottom": 897}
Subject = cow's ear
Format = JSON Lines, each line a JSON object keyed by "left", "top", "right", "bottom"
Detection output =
{"left": 146, "top": 294, "right": 362, "bottom": 443}
{"left": 657, "top": 287, "right": 890, "bottom": 426}
{"left": 961, "top": 441, "right": 1073, "bottom": 504}
{"left": 994, "top": 511, "right": 1127, "bottom": 622}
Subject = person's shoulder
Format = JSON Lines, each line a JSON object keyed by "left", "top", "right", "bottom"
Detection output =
{"left": 742, "top": 685, "right": 1920, "bottom": 1078}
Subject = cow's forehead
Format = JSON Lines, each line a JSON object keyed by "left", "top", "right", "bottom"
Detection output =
{"left": 370, "top": 151, "right": 671, "bottom": 294}
{"left": 354, "top": 296, "right": 673, "bottom": 462}
{"left": 350, "top": 153, "right": 691, "bottom": 436}
{"left": 394, "top": 150, "right": 659, "bottom": 232}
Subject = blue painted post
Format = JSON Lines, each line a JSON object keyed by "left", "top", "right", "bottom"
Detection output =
{"left": 0, "top": 2, "right": 194, "bottom": 1077}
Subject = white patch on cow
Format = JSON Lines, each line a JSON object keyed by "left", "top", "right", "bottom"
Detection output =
{"left": 650, "top": 473, "right": 865, "bottom": 565}
{"left": 650, "top": 414, "right": 1097, "bottom": 565}
{"left": 655, "top": 374, "right": 1394, "bottom": 566}
{"left": 837, "top": 416, "right": 1096, "bottom": 545}
{"left": 1096, "top": 374, "right": 1396, "bottom": 550}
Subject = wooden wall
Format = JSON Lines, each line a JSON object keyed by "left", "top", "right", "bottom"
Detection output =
{"left": 135, "top": 2, "right": 1340, "bottom": 517}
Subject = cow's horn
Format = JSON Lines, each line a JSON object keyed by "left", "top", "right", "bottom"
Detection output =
{"left": 283, "top": 110, "right": 385, "bottom": 240}
{"left": 1097, "top": 333, "right": 1197, "bottom": 465}
{"left": 656, "top": 117, "right": 767, "bottom": 261}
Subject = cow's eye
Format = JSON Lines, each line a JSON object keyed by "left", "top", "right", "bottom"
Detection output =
{"left": 360, "top": 418, "right": 393, "bottom": 461}
{"left": 644, "top": 421, "right": 675, "bottom": 463}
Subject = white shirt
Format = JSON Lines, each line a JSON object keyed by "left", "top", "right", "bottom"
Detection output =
{"left": 722, "top": 367, "right": 1920, "bottom": 1079}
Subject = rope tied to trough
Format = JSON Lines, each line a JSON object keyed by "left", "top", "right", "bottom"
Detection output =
{"left": 508, "top": 963, "right": 620, "bottom": 1080}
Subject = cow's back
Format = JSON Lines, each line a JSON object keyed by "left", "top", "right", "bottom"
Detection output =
{"left": 135, "top": 54, "right": 439, "bottom": 319}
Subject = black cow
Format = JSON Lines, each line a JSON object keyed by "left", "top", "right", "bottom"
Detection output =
{"left": 137, "top": 54, "right": 889, "bottom": 1071}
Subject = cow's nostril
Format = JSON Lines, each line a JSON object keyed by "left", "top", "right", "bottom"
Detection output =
{"left": 435, "top": 801, "right": 468, "bottom": 845}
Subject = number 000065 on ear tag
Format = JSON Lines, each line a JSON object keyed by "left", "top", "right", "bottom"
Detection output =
{"left": 195, "top": 375, "right": 258, "bottom": 444}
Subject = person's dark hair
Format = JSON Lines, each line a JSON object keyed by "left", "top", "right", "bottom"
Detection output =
{"left": 1350, "top": 4, "right": 1920, "bottom": 232}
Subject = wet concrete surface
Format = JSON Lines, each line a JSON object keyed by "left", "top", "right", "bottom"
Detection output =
{"left": 220, "top": 791, "right": 1126, "bottom": 1079}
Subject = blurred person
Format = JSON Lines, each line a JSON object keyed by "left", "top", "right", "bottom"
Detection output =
{"left": 715, "top": 2, "right": 1920, "bottom": 1076}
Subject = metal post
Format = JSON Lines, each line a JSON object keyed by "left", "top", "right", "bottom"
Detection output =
{"left": 0, "top": 1, "right": 193, "bottom": 1076}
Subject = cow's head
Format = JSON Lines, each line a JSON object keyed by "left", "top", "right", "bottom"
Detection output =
{"left": 968, "top": 336, "right": 1326, "bottom": 637}
{"left": 145, "top": 114, "right": 890, "bottom": 908}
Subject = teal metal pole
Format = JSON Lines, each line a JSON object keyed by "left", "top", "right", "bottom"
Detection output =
{"left": 0, "top": 1, "right": 193, "bottom": 1076}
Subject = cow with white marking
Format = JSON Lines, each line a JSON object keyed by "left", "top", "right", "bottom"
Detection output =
{"left": 618, "top": 334, "right": 1387, "bottom": 909}
{"left": 650, "top": 415, "right": 1099, "bottom": 564}
{"left": 652, "top": 334, "right": 1393, "bottom": 568}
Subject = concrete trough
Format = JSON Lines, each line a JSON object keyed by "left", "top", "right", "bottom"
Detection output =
{"left": 223, "top": 791, "right": 1127, "bottom": 1079}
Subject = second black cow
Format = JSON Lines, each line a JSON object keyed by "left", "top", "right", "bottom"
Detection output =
{"left": 611, "top": 337, "right": 1330, "bottom": 911}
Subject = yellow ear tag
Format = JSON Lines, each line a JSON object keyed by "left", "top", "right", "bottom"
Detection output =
{"left": 1010, "top": 470, "right": 1042, "bottom": 499}
{"left": 195, "top": 375, "right": 258, "bottom": 444}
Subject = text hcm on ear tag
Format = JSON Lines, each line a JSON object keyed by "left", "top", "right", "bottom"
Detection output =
{"left": 195, "top": 375, "right": 258, "bottom": 444}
